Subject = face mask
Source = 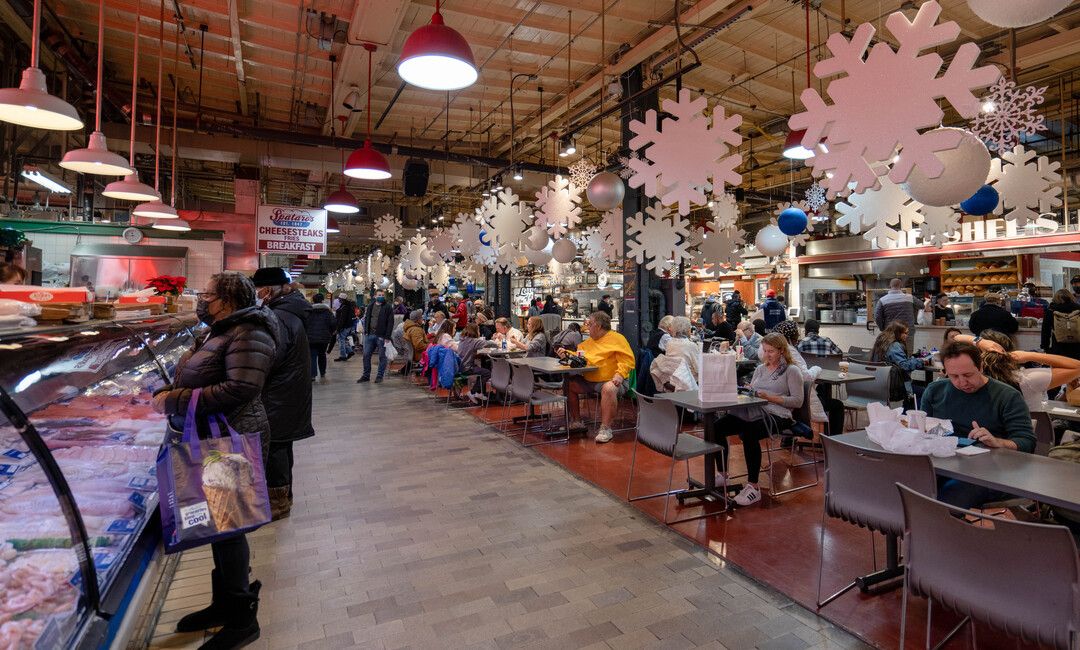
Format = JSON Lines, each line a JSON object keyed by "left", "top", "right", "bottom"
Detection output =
{"left": 196, "top": 299, "right": 215, "bottom": 325}
{"left": 375, "top": 296, "right": 385, "bottom": 304}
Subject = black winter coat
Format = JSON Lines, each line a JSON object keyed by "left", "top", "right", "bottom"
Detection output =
{"left": 306, "top": 303, "right": 336, "bottom": 346}
{"left": 363, "top": 301, "right": 394, "bottom": 338}
{"left": 335, "top": 300, "right": 355, "bottom": 331}
{"left": 162, "top": 306, "right": 280, "bottom": 459}
{"left": 968, "top": 303, "right": 1018, "bottom": 336}
{"left": 725, "top": 299, "right": 748, "bottom": 324}
{"left": 263, "top": 291, "right": 314, "bottom": 443}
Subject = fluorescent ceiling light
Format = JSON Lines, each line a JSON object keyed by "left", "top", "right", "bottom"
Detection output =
{"left": 21, "top": 168, "right": 71, "bottom": 194}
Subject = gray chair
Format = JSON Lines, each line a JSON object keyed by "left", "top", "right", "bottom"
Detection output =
{"left": 402, "top": 341, "right": 423, "bottom": 383}
{"left": 846, "top": 346, "right": 873, "bottom": 360}
{"left": 486, "top": 358, "right": 514, "bottom": 427}
{"left": 764, "top": 380, "right": 821, "bottom": 497}
{"left": 841, "top": 362, "right": 898, "bottom": 429}
{"left": 627, "top": 394, "right": 728, "bottom": 523}
{"left": 816, "top": 436, "right": 937, "bottom": 609}
{"left": 897, "top": 485, "right": 1080, "bottom": 649}
{"left": 539, "top": 313, "right": 562, "bottom": 335}
{"left": 508, "top": 364, "right": 567, "bottom": 446}
{"left": 802, "top": 353, "right": 842, "bottom": 371}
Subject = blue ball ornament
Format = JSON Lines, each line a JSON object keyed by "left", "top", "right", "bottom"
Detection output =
{"left": 959, "top": 184, "right": 999, "bottom": 216}
{"left": 777, "top": 207, "right": 809, "bottom": 236}
{"left": 479, "top": 229, "right": 491, "bottom": 246}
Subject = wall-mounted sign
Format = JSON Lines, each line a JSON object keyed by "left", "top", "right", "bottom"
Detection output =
{"left": 255, "top": 204, "right": 327, "bottom": 254}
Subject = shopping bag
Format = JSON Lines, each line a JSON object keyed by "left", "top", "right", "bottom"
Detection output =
{"left": 157, "top": 388, "right": 271, "bottom": 553}
{"left": 698, "top": 351, "right": 738, "bottom": 402}
{"left": 384, "top": 340, "right": 398, "bottom": 362}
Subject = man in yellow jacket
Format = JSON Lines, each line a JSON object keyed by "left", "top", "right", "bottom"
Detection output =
{"left": 556, "top": 311, "right": 636, "bottom": 443}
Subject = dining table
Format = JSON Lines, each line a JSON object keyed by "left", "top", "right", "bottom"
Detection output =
{"left": 507, "top": 356, "right": 598, "bottom": 438}
{"left": 1042, "top": 400, "right": 1080, "bottom": 423}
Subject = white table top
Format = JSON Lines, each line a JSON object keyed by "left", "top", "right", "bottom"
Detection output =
{"left": 1043, "top": 401, "right": 1080, "bottom": 421}
{"left": 508, "top": 356, "right": 598, "bottom": 375}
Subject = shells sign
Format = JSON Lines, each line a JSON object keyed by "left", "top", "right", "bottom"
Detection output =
{"left": 255, "top": 204, "right": 328, "bottom": 254}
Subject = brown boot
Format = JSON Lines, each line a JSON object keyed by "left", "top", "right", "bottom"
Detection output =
{"left": 268, "top": 486, "right": 291, "bottom": 520}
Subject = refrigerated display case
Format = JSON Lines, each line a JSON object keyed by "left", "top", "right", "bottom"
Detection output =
{"left": 0, "top": 314, "right": 199, "bottom": 649}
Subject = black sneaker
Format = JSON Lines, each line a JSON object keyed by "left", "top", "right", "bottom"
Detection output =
{"left": 333, "top": 357, "right": 347, "bottom": 362}
{"left": 374, "top": 376, "right": 383, "bottom": 383}
{"left": 356, "top": 376, "right": 370, "bottom": 383}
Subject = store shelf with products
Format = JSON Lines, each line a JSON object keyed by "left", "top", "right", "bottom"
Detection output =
{"left": 939, "top": 254, "right": 1021, "bottom": 296}
{"left": 0, "top": 314, "right": 199, "bottom": 649}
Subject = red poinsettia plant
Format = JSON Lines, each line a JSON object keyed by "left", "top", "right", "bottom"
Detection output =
{"left": 146, "top": 275, "right": 187, "bottom": 296}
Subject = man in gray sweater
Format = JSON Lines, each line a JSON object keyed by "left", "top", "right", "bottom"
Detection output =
{"left": 874, "top": 278, "right": 921, "bottom": 352}
{"left": 921, "top": 341, "right": 1034, "bottom": 508}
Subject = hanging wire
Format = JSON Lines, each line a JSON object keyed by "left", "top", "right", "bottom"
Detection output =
{"left": 127, "top": 0, "right": 142, "bottom": 168}
{"left": 170, "top": 16, "right": 180, "bottom": 206}
{"left": 152, "top": 0, "right": 165, "bottom": 192}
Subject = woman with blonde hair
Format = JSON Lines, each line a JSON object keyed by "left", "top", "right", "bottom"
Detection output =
{"left": 709, "top": 332, "right": 804, "bottom": 507}
{"left": 511, "top": 315, "right": 549, "bottom": 357}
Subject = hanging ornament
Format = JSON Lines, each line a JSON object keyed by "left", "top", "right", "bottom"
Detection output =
{"left": 965, "top": 0, "right": 1071, "bottom": 28}
{"left": 617, "top": 152, "right": 642, "bottom": 180}
{"left": 586, "top": 171, "right": 625, "bottom": 211}
{"left": 625, "top": 203, "right": 693, "bottom": 272}
{"left": 804, "top": 183, "right": 827, "bottom": 213}
{"left": 692, "top": 224, "right": 746, "bottom": 277}
{"left": 581, "top": 227, "right": 608, "bottom": 272}
{"left": 551, "top": 237, "right": 577, "bottom": 264}
{"left": 836, "top": 176, "right": 953, "bottom": 248}
{"left": 754, "top": 225, "right": 789, "bottom": 258}
{"left": 777, "top": 207, "right": 809, "bottom": 237}
{"left": 534, "top": 175, "right": 583, "bottom": 239}
{"left": 627, "top": 89, "right": 743, "bottom": 215}
{"left": 788, "top": 0, "right": 1000, "bottom": 198}
{"left": 900, "top": 128, "right": 991, "bottom": 207}
{"left": 452, "top": 212, "right": 484, "bottom": 256}
{"left": 970, "top": 78, "right": 1047, "bottom": 152}
{"left": 524, "top": 225, "right": 549, "bottom": 251}
{"left": 598, "top": 209, "right": 624, "bottom": 258}
{"left": 568, "top": 158, "right": 597, "bottom": 189}
{"left": 481, "top": 188, "right": 531, "bottom": 256}
{"left": 373, "top": 214, "right": 403, "bottom": 242}
{"left": 959, "top": 184, "right": 999, "bottom": 216}
{"left": 986, "top": 145, "right": 1063, "bottom": 227}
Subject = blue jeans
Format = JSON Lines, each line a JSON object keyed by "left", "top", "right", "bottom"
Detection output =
{"left": 937, "top": 477, "right": 1012, "bottom": 509}
{"left": 336, "top": 330, "right": 353, "bottom": 358}
{"left": 362, "top": 334, "right": 388, "bottom": 379}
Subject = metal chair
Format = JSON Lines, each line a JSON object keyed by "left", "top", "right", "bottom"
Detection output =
{"left": 846, "top": 346, "right": 874, "bottom": 360}
{"left": 1034, "top": 410, "right": 1056, "bottom": 456}
{"left": 508, "top": 364, "right": 568, "bottom": 446}
{"left": 841, "top": 362, "right": 898, "bottom": 429}
{"left": 538, "top": 313, "right": 562, "bottom": 335}
{"left": 487, "top": 358, "right": 514, "bottom": 428}
{"left": 816, "top": 436, "right": 937, "bottom": 609}
{"left": 765, "top": 380, "right": 822, "bottom": 497}
{"left": 402, "top": 341, "right": 424, "bottom": 383}
{"left": 802, "top": 353, "right": 842, "bottom": 371}
{"left": 897, "top": 485, "right": 1080, "bottom": 650}
{"left": 627, "top": 394, "right": 728, "bottom": 523}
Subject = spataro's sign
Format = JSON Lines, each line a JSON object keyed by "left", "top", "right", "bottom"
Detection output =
{"left": 256, "top": 205, "right": 327, "bottom": 254}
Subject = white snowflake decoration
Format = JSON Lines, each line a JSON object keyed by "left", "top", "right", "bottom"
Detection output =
{"left": 625, "top": 203, "right": 693, "bottom": 272}
{"left": 452, "top": 212, "right": 484, "bottom": 256}
{"left": 772, "top": 201, "right": 812, "bottom": 248}
{"left": 581, "top": 227, "right": 609, "bottom": 273}
{"left": 426, "top": 227, "right": 457, "bottom": 261}
{"left": 804, "top": 183, "right": 827, "bottom": 213}
{"left": 971, "top": 78, "right": 1047, "bottom": 152}
{"left": 710, "top": 192, "right": 740, "bottom": 230}
{"left": 693, "top": 226, "right": 746, "bottom": 276}
{"left": 427, "top": 261, "right": 451, "bottom": 290}
{"left": 628, "top": 89, "right": 742, "bottom": 216}
{"left": 789, "top": 0, "right": 1000, "bottom": 198}
{"left": 534, "top": 175, "right": 583, "bottom": 240}
{"left": 598, "top": 209, "right": 624, "bottom": 258}
{"left": 568, "top": 158, "right": 597, "bottom": 189}
{"left": 835, "top": 178, "right": 924, "bottom": 248}
{"left": 481, "top": 188, "right": 532, "bottom": 257}
{"left": 986, "top": 144, "right": 1062, "bottom": 227}
{"left": 919, "top": 205, "right": 960, "bottom": 248}
{"left": 472, "top": 244, "right": 499, "bottom": 268}
{"left": 373, "top": 214, "right": 403, "bottom": 242}
{"left": 617, "top": 152, "right": 642, "bottom": 180}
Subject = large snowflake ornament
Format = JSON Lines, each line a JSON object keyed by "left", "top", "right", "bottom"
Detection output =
{"left": 710, "top": 192, "right": 740, "bottom": 230}
{"left": 426, "top": 227, "right": 457, "bottom": 261}
{"left": 482, "top": 188, "right": 532, "bottom": 253}
{"left": 472, "top": 244, "right": 498, "bottom": 268}
{"left": 919, "top": 205, "right": 960, "bottom": 248}
{"left": 804, "top": 183, "right": 828, "bottom": 213}
{"left": 772, "top": 201, "right": 812, "bottom": 248}
{"left": 427, "top": 261, "right": 451, "bottom": 290}
{"left": 986, "top": 144, "right": 1062, "bottom": 227}
{"left": 581, "top": 227, "right": 609, "bottom": 273}
{"left": 692, "top": 224, "right": 746, "bottom": 277}
{"left": 568, "top": 158, "right": 597, "bottom": 189}
{"left": 400, "top": 233, "right": 429, "bottom": 271}
{"left": 598, "top": 209, "right": 624, "bottom": 258}
{"left": 373, "top": 214, "right": 403, "bottom": 242}
{"left": 835, "top": 178, "right": 924, "bottom": 248}
{"left": 627, "top": 89, "right": 742, "bottom": 216}
{"left": 534, "top": 175, "right": 583, "bottom": 240}
{"left": 452, "top": 212, "right": 485, "bottom": 256}
{"left": 971, "top": 78, "right": 1047, "bottom": 152}
{"left": 617, "top": 152, "right": 642, "bottom": 180}
{"left": 625, "top": 203, "right": 693, "bottom": 272}
{"left": 788, "top": 0, "right": 1000, "bottom": 198}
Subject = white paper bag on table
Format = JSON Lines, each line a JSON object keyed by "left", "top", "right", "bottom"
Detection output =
{"left": 699, "top": 351, "right": 738, "bottom": 402}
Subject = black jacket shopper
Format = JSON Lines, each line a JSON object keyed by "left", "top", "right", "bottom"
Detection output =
{"left": 263, "top": 290, "right": 315, "bottom": 444}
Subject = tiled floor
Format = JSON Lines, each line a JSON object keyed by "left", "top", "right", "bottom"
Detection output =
{"left": 148, "top": 363, "right": 867, "bottom": 650}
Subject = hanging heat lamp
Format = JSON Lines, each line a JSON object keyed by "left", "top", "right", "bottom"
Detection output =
{"left": 397, "top": 0, "right": 477, "bottom": 91}
{"left": 323, "top": 82, "right": 358, "bottom": 213}
{"left": 783, "top": 1, "right": 818, "bottom": 161}
{"left": 135, "top": 4, "right": 178, "bottom": 220}
{"left": 105, "top": 0, "right": 159, "bottom": 201}
{"left": 326, "top": 217, "right": 341, "bottom": 234}
{"left": 60, "top": 0, "right": 133, "bottom": 175}
{"left": 0, "top": 0, "right": 83, "bottom": 130}
{"left": 344, "top": 44, "right": 391, "bottom": 180}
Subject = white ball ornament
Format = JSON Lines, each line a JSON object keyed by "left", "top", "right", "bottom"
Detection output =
{"left": 901, "top": 128, "right": 990, "bottom": 207}
{"left": 419, "top": 248, "right": 439, "bottom": 266}
{"left": 400, "top": 277, "right": 418, "bottom": 290}
{"left": 586, "top": 171, "right": 625, "bottom": 211}
{"left": 525, "top": 226, "right": 549, "bottom": 251}
{"left": 754, "top": 224, "right": 789, "bottom": 257}
{"left": 966, "top": 0, "right": 1071, "bottom": 27}
{"left": 551, "top": 237, "right": 577, "bottom": 263}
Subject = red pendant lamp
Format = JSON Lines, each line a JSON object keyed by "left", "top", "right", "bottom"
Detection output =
{"left": 783, "top": 1, "right": 818, "bottom": 161}
{"left": 323, "top": 78, "right": 358, "bottom": 213}
{"left": 344, "top": 44, "right": 391, "bottom": 180}
{"left": 397, "top": 0, "right": 477, "bottom": 91}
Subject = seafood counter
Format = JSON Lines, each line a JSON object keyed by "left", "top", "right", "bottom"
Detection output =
{"left": 0, "top": 315, "right": 198, "bottom": 649}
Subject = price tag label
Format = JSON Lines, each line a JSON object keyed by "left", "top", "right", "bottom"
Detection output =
{"left": 128, "top": 492, "right": 147, "bottom": 512}
{"left": 128, "top": 476, "right": 156, "bottom": 491}
{"left": 107, "top": 518, "right": 138, "bottom": 534}
{"left": 2, "top": 449, "right": 27, "bottom": 460}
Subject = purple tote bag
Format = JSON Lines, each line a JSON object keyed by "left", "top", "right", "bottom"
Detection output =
{"left": 157, "top": 388, "right": 271, "bottom": 553}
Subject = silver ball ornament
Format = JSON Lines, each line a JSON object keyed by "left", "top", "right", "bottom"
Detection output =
{"left": 586, "top": 172, "right": 625, "bottom": 211}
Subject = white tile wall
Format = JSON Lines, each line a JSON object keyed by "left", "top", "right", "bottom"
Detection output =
{"left": 27, "top": 231, "right": 224, "bottom": 291}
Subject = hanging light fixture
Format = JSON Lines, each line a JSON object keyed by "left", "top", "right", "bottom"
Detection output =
{"left": 0, "top": 0, "right": 83, "bottom": 130}
{"left": 137, "top": 5, "right": 178, "bottom": 220}
{"left": 396, "top": 0, "right": 477, "bottom": 91}
{"left": 344, "top": 44, "right": 391, "bottom": 180}
{"left": 105, "top": 0, "right": 159, "bottom": 201}
{"left": 326, "top": 217, "right": 341, "bottom": 234}
{"left": 152, "top": 51, "right": 188, "bottom": 233}
{"left": 512, "top": 165, "right": 523, "bottom": 182}
{"left": 60, "top": 0, "right": 133, "bottom": 175}
{"left": 783, "top": 1, "right": 817, "bottom": 161}
{"left": 323, "top": 67, "right": 359, "bottom": 213}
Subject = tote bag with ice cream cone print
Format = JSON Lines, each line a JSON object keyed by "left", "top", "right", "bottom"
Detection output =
{"left": 157, "top": 388, "right": 271, "bottom": 553}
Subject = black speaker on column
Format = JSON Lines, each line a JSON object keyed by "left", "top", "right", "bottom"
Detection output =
{"left": 403, "top": 158, "right": 429, "bottom": 197}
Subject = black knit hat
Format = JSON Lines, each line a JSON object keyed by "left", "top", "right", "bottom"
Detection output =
{"left": 251, "top": 267, "right": 290, "bottom": 287}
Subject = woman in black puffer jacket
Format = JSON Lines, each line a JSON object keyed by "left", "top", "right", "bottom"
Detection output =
{"left": 152, "top": 271, "right": 279, "bottom": 650}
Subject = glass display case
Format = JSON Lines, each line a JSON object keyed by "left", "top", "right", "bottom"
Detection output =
{"left": 0, "top": 314, "right": 198, "bottom": 649}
